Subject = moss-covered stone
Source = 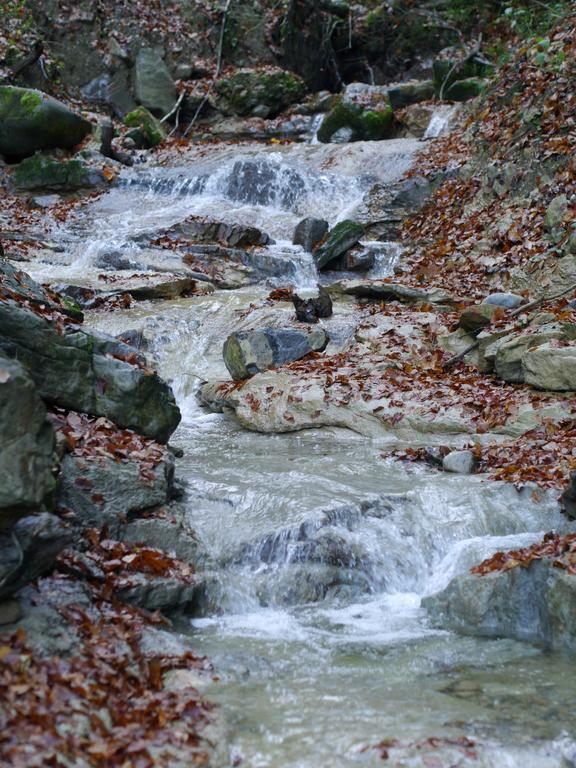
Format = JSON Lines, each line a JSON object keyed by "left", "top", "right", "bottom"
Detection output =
{"left": 12, "top": 155, "right": 99, "bottom": 192}
{"left": 444, "top": 77, "right": 487, "bottom": 102}
{"left": 317, "top": 100, "right": 395, "bottom": 143}
{"left": 215, "top": 68, "right": 305, "bottom": 116}
{"left": 314, "top": 220, "right": 364, "bottom": 270}
{"left": 124, "top": 106, "right": 166, "bottom": 149}
{"left": 388, "top": 80, "right": 435, "bottom": 110}
{"left": 433, "top": 54, "right": 495, "bottom": 96}
{"left": 0, "top": 86, "right": 92, "bottom": 158}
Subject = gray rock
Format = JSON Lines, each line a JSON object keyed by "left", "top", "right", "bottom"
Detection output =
{"left": 119, "top": 518, "right": 199, "bottom": 563}
{"left": 94, "top": 250, "right": 145, "bottom": 271}
{"left": 57, "top": 453, "right": 174, "bottom": 536}
{"left": 387, "top": 80, "right": 435, "bottom": 110}
{"left": 0, "top": 86, "right": 92, "bottom": 158}
{"left": 133, "top": 48, "right": 177, "bottom": 117}
{"left": 0, "top": 288, "right": 180, "bottom": 443}
{"left": 0, "top": 355, "right": 55, "bottom": 527}
{"left": 223, "top": 327, "right": 329, "bottom": 381}
{"left": 12, "top": 155, "right": 106, "bottom": 192}
{"left": 28, "top": 194, "right": 61, "bottom": 209}
{"left": 424, "top": 559, "right": 576, "bottom": 652}
{"left": 116, "top": 573, "right": 202, "bottom": 613}
{"left": 484, "top": 292, "right": 524, "bottom": 309}
{"left": 495, "top": 325, "right": 576, "bottom": 383}
{"left": 343, "top": 246, "right": 376, "bottom": 272}
{"left": 544, "top": 195, "right": 569, "bottom": 233}
{"left": 523, "top": 342, "right": 576, "bottom": 391}
{"left": 342, "top": 280, "right": 429, "bottom": 304}
{"left": 561, "top": 472, "right": 576, "bottom": 519}
{"left": 314, "top": 220, "right": 364, "bottom": 270}
{"left": 442, "top": 450, "right": 477, "bottom": 475}
{"left": 0, "top": 513, "right": 71, "bottom": 600}
{"left": 293, "top": 217, "right": 329, "bottom": 253}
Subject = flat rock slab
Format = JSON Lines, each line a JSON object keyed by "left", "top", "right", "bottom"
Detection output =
{"left": 338, "top": 280, "right": 431, "bottom": 304}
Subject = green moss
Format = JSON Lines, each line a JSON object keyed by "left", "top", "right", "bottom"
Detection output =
{"left": 317, "top": 100, "right": 395, "bottom": 143}
{"left": 215, "top": 68, "right": 305, "bottom": 116}
{"left": 20, "top": 90, "right": 42, "bottom": 114}
{"left": 13, "top": 156, "right": 90, "bottom": 191}
{"left": 124, "top": 106, "right": 165, "bottom": 149}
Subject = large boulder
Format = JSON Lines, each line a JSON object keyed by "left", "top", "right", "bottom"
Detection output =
{"left": 0, "top": 356, "right": 55, "bottom": 527}
{"left": 57, "top": 452, "right": 175, "bottom": 536}
{"left": 314, "top": 220, "right": 364, "bottom": 270}
{"left": 0, "top": 513, "right": 71, "bottom": 600}
{"left": 0, "top": 86, "right": 92, "bottom": 158}
{"left": 494, "top": 325, "right": 576, "bottom": 383}
{"left": 215, "top": 68, "right": 305, "bottom": 117}
{"left": 423, "top": 559, "right": 576, "bottom": 652}
{"left": 133, "top": 48, "right": 177, "bottom": 117}
{"left": 0, "top": 265, "right": 180, "bottom": 442}
{"left": 223, "top": 327, "right": 329, "bottom": 381}
{"left": 523, "top": 342, "right": 576, "bottom": 391}
{"left": 387, "top": 80, "right": 435, "bottom": 110}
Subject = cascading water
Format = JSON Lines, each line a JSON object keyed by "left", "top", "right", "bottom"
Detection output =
{"left": 30, "top": 139, "right": 576, "bottom": 767}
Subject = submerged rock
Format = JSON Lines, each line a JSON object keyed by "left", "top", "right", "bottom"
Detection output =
{"left": 314, "top": 220, "right": 364, "bottom": 270}
{"left": 0, "top": 356, "right": 55, "bottom": 527}
{"left": 292, "top": 217, "right": 329, "bottom": 253}
{"left": 0, "top": 86, "right": 92, "bottom": 158}
{"left": 223, "top": 327, "right": 329, "bottom": 381}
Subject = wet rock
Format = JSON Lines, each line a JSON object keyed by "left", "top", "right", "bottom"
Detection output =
{"left": 293, "top": 217, "right": 329, "bottom": 253}
{"left": 225, "top": 159, "right": 306, "bottom": 209}
{"left": 0, "top": 86, "right": 92, "bottom": 158}
{"left": 28, "top": 194, "right": 61, "bottom": 209}
{"left": 343, "top": 245, "right": 376, "bottom": 272}
{"left": 215, "top": 68, "right": 305, "bottom": 117}
{"left": 167, "top": 217, "right": 271, "bottom": 248}
{"left": 484, "top": 292, "right": 524, "bottom": 309}
{"left": 0, "top": 356, "right": 55, "bottom": 527}
{"left": 522, "top": 342, "right": 576, "bottom": 391}
{"left": 12, "top": 155, "right": 106, "bottom": 192}
{"left": 0, "top": 513, "right": 72, "bottom": 600}
{"left": 442, "top": 450, "right": 478, "bottom": 475}
{"left": 116, "top": 573, "right": 202, "bottom": 613}
{"left": 0, "top": 290, "right": 180, "bottom": 442}
{"left": 116, "top": 328, "right": 150, "bottom": 351}
{"left": 314, "top": 220, "right": 364, "bottom": 270}
{"left": 387, "top": 80, "right": 435, "bottom": 110}
{"left": 57, "top": 453, "right": 175, "bottom": 536}
{"left": 119, "top": 518, "right": 200, "bottom": 563}
{"left": 94, "top": 251, "right": 145, "bottom": 271}
{"left": 133, "top": 48, "right": 177, "bottom": 117}
{"left": 124, "top": 106, "right": 166, "bottom": 148}
{"left": 292, "top": 288, "right": 333, "bottom": 323}
{"left": 458, "top": 303, "right": 498, "bottom": 333}
{"left": 423, "top": 559, "right": 576, "bottom": 652}
{"left": 223, "top": 326, "right": 329, "bottom": 381}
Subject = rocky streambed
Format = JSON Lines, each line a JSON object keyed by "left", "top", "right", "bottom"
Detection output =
{"left": 2, "top": 135, "right": 576, "bottom": 767}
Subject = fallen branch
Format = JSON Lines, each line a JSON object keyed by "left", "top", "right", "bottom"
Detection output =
{"left": 442, "top": 280, "right": 576, "bottom": 370}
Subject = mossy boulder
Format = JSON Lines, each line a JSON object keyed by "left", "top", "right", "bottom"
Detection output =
{"left": 0, "top": 86, "right": 92, "bottom": 158}
{"left": 124, "top": 106, "right": 166, "bottom": 149}
{"left": 433, "top": 53, "right": 495, "bottom": 97}
{"left": 12, "top": 155, "right": 104, "bottom": 192}
{"left": 314, "top": 220, "right": 364, "bottom": 270}
{"left": 317, "top": 100, "right": 394, "bottom": 143}
{"left": 215, "top": 68, "right": 305, "bottom": 117}
{"left": 388, "top": 80, "right": 435, "bottom": 110}
{"left": 444, "top": 78, "right": 487, "bottom": 102}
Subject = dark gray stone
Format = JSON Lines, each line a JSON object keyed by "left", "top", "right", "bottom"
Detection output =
{"left": 292, "top": 288, "right": 333, "bottom": 323}
{"left": 293, "top": 217, "right": 329, "bottom": 253}
{"left": 314, "top": 220, "right": 364, "bottom": 270}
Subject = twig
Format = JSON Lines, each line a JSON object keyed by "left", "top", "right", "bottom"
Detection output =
{"left": 442, "top": 280, "right": 576, "bottom": 370}
{"left": 160, "top": 90, "right": 185, "bottom": 124}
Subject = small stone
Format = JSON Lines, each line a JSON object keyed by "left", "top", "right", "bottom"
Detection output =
{"left": 458, "top": 303, "right": 498, "bottom": 333}
{"left": 0, "top": 598, "right": 22, "bottom": 625}
{"left": 442, "top": 450, "right": 478, "bottom": 475}
{"left": 484, "top": 292, "right": 524, "bottom": 309}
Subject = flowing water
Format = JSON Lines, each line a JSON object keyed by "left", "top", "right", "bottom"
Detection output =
{"left": 30, "top": 139, "right": 576, "bottom": 767}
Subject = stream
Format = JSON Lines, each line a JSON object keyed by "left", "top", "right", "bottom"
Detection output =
{"left": 28, "top": 139, "right": 576, "bottom": 767}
